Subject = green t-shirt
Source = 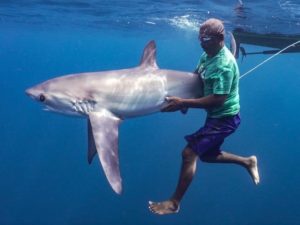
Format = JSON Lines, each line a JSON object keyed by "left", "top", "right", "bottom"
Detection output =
{"left": 196, "top": 46, "right": 240, "bottom": 118}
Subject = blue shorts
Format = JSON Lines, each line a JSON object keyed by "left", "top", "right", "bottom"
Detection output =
{"left": 185, "top": 114, "right": 241, "bottom": 157}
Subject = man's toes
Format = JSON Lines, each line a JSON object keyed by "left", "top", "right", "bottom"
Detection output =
{"left": 148, "top": 202, "right": 159, "bottom": 212}
{"left": 149, "top": 201, "right": 158, "bottom": 207}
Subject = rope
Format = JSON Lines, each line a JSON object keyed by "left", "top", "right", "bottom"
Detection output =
{"left": 240, "top": 40, "right": 300, "bottom": 79}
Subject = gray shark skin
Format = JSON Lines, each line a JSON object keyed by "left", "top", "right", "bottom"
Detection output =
{"left": 26, "top": 40, "right": 202, "bottom": 194}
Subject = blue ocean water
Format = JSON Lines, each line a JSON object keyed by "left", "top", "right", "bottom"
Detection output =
{"left": 0, "top": 1, "right": 300, "bottom": 225}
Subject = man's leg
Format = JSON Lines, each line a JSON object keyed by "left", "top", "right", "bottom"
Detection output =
{"left": 200, "top": 151, "right": 260, "bottom": 185}
{"left": 149, "top": 146, "right": 198, "bottom": 215}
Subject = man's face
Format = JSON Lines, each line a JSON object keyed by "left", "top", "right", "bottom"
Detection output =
{"left": 198, "top": 29, "right": 219, "bottom": 53}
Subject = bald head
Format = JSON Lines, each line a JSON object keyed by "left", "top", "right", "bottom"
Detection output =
{"left": 200, "top": 18, "right": 225, "bottom": 40}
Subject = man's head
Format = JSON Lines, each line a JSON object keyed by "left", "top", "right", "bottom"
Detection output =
{"left": 199, "top": 18, "right": 225, "bottom": 56}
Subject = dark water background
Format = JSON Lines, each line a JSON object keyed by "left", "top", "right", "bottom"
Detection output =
{"left": 0, "top": 1, "right": 299, "bottom": 224}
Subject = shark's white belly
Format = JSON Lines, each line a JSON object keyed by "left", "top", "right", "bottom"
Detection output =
{"left": 97, "top": 73, "right": 167, "bottom": 118}
{"left": 72, "top": 69, "right": 200, "bottom": 118}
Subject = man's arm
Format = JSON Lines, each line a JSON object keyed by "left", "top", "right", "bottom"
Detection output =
{"left": 183, "top": 94, "right": 227, "bottom": 108}
{"left": 161, "top": 94, "right": 227, "bottom": 112}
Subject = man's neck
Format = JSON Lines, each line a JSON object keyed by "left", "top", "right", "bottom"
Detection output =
{"left": 207, "top": 43, "right": 224, "bottom": 58}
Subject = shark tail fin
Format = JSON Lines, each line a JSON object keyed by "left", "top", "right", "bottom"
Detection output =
{"left": 139, "top": 40, "right": 158, "bottom": 69}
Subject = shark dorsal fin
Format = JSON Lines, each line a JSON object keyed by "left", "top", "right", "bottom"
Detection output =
{"left": 139, "top": 40, "right": 158, "bottom": 69}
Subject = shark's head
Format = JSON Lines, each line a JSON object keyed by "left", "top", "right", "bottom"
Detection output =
{"left": 26, "top": 81, "right": 82, "bottom": 116}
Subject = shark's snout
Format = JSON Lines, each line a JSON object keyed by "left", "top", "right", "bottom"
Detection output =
{"left": 25, "top": 88, "right": 33, "bottom": 96}
{"left": 25, "top": 87, "right": 36, "bottom": 99}
{"left": 25, "top": 87, "right": 44, "bottom": 102}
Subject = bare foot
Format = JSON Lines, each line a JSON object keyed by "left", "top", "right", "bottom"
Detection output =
{"left": 247, "top": 156, "right": 260, "bottom": 185}
{"left": 148, "top": 200, "right": 180, "bottom": 215}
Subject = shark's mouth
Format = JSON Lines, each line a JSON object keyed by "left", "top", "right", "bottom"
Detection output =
{"left": 43, "top": 105, "right": 84, "bottom": 117}
{"left": 43, "top": 105, "right": 66, "bottom": 114}
{"left": 43, "top": 105, "right": 55, "bottom": 112}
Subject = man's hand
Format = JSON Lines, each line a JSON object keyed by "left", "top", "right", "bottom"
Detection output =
{"left": 161, "top": 96, "right": 186, "bottom": 112}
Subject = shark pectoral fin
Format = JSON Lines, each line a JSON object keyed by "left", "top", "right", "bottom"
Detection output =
{"left": 87, "top": 119, "right": 97, "bottom": 164}
{"left": 88, "top": 110, "right": 123, "bottom": 194}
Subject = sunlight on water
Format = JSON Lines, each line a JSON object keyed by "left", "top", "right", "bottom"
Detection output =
{"left": 169, "top": 15, "right": 201, "bottom": 32}
{"left": 278, "top": 0, "right": 300, "bottom": 19}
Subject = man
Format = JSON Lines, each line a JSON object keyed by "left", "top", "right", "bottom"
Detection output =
{"left": 148, "top": 18, "right": 260, "bottom": 215}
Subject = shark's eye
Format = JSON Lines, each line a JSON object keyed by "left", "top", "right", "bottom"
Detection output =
{"left": 39, "top": 94, "right": 46, "bottom": 102}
